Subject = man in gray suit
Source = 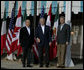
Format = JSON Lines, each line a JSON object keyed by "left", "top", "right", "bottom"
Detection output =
{"left": 56, "top": 16, "right": 70, "bottom": 68}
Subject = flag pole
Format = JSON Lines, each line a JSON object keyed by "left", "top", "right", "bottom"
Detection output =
{"left": 34, "top": 1, "right": 37, "bottom": 36}
{"left": 33, "top": 1, "right": 39, "bottom": 64}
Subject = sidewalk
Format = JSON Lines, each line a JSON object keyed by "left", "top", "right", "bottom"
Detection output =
{"left": 1, "top": 58, "right": 83, "bottom": 69}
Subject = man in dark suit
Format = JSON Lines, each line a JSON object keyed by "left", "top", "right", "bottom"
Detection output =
{"left": 19, "top": 19, "right": 34, "bottom": 67}
{"left": 56, "top": 16, "right": 70, "bottom": 68}
{"left": 35, "top": 18, "right": 52, "bottom": 67}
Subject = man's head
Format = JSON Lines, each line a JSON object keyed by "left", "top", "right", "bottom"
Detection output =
{"left": 39, "top": 18, "right": 45, "bottom": 25}
{"left": 25, "top": 19, "right": 30, "bottom": 27}
{"left": 60, "top": 16, "right": 65, "bottom": 24}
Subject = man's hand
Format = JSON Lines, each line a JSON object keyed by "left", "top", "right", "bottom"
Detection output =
{"left": 49, "top": 42, "right": 52, "bottom": 46}
{"left": 37, "top": 38, "right": 40, "bottom": 43}
{"left": 66, "top": 42, "right": 69, "bottom": 45}
{"left": 56, "top": 42, "right": 58, "bottom": 45}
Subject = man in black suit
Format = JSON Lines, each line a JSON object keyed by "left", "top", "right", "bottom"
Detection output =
{"left": 35, "top": 18, "right": 52, "bottom": 67}
{"left": 56, "top": 16, "right": 70, "bottom": 68}
{"left": 19, "top": 19, "right": 34, "bottom": 67}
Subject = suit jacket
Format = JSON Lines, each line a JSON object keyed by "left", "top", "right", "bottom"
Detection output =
{"left": 57, "top": 24, "right": 70, "bottom": 44}
{"left": 35, "top": 25, "right": 52, "bottom": 47}
{"left": 19, "top": 26, "right": 34, "bottom": 49}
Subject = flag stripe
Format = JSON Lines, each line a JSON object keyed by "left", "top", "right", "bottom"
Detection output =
{"left": 8, "top": 31, "right": 13, "bottom": 41}
{"left": 8, "top": 30, "right": 13, "bottom": 39}
{"left": 6, "top": 40, "right": 10, "bottom": 51}
{"left": 6, "top": 38, "right": 11, "bottom": 48}
{"left": 33, "top": 45, "right": 39, "bottom": 57}
{"left": 32, "top": 38, "right": 39, "bottom": 59}
{"left": 7, "top": 34, "right": 11, "bottom": 45}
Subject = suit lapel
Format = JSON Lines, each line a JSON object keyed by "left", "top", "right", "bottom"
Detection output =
{"left": 44, "top": 25, "right": 46, "bottom": 35}
{"left": 28, "top": 27, "right": 31, "bottom": 35}
{"left": 25, "top": 27, "right": 29, "bottom": 36}
{"left": 60, "top": 24, "right": 65, "bottom": 31}
{"left": 61, "top": 24, "right": 65, "bottom": 31}
{"left": 59, "top": 25, "right": 61, "bottom": 31}
{"left": 39, "top": 25, "right": 44, "bottom": 35}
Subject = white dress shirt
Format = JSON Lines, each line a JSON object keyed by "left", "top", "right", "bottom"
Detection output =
{"left": 26, "top": 26, "right": 30, "bottom": 35}
{"left": 60, "top": 23, "right": 65, "bottom": 30}
{"left": 41, "top": 25, "right": 45, "bottom": 34}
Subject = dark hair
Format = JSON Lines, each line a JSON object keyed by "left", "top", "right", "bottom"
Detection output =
{"left": 26, "top": 18, "right": 30, "bottom": 21}
{"left": 40, "top": 17, "right": 45, "bottom": 20}
{"left": 25, "top": 18, "right": 31, "bottom": 23}
{"left": 60, "top": 16, "right": 65, "bottom": 20}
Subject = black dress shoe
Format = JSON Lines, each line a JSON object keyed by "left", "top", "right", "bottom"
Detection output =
{"left": 39, "top": 65, "right": 43, "bottom": 67}
{"left": 60, "top": 66, "right": 65, "bottom": 68}
{"left": 56, "top": 66, "right": 61, "bottom": 68}
{"left": 23, "top": 65, "right": 25, "bottom": 67}
{"left": 27, "top": 65, "right": 33, "bottom": 67}
{"left": 45, "top": 65, "right": 49, "bottom": 67}
{"left": 56, "top": 63, "right": 61, "bottom": 68}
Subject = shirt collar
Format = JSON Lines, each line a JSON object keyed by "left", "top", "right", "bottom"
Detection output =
{"left": 60, "top": 23, "right": 65, "bottom": 26}
{"left": 26, "top": 26, "right": 30, "bottom": 29}
{"left": 41, "top": 24, "right": 45, "bottom": 27}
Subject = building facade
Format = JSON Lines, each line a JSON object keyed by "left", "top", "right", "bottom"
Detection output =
{"left": 1, "top": 1, "right": 83, "bottom": 18}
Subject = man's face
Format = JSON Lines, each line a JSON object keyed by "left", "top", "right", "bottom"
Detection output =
{"left": 25, "top": 20, "right": 30, "bottom": 27}
{"left": 40, "top": 18, "right": 45, "bottom": 25}
{"left": 60, "top": 17, "right": 65, "bottom": 24}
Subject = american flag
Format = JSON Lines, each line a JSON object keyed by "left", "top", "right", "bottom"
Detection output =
{"left": 5, "top": 8, "right": 15, "bottom": 54}
{"left": 40, "top": 6, "right": 44, "bottom": 18}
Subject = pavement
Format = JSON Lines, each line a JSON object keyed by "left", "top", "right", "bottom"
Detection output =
{"left": 1, "top": 57, "right": 83, "bottom": 69}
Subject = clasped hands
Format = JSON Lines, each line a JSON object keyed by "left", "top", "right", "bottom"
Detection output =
{"left": 37, "top": 38, "right": 51, "bottom": 46}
